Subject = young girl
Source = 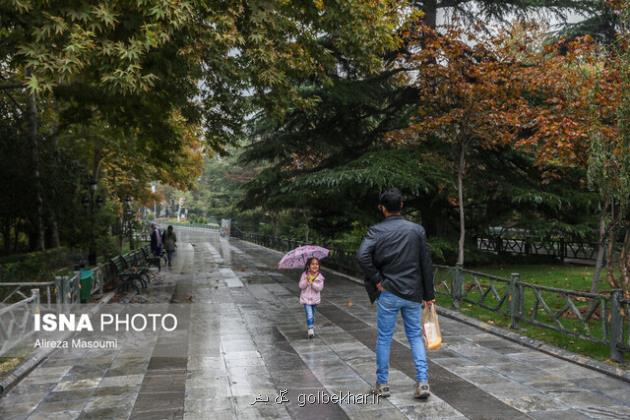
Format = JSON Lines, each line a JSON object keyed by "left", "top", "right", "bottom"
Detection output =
{"left": 299, "top": 257, "right": 325, "bottom": 339}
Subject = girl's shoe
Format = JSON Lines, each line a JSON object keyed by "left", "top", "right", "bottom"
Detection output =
{"left": 307, "top": 328, "right": 314, "bottom": 339}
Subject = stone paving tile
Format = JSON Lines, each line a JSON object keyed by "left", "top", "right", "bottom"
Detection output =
{"left": 0, "top": 402, "right": 37, "bottom": 420}
{"left": 132, "top": 391, "right": 184, "bottom": 413}
{"left": 528, "top": 409, "right": 594, "bottom": 419}
{"left": 140, "top": 371, "right": 186, "bottom": 393}
{"left": 443, "top": 365, "right": 509, "bottom": 386}
{"left": 130, "top": 409, "right": 184, "bottom": 420}
{"left": 77, "top": 402, "right": 135, "bottom": 420}
{"left": 545, "top": 389, "right": 624, "bottom": 408}
{"left": 40, "top": 389, "right": 95, "bottom": 403}
{"left": 27, "top": 411, "right": 82, "bottom": 420}
{"left": 343, "top": 406, "right": 408, "bottom": 420}
{"left": 5, "top": 383, "right": 54, "bottom": 397}
{"left": 17, "top": 366, "right": 73, "bottom": 386}
{"left": 231, "top": 395, "right": 291, "bottom": 419}
{"left": 52, "top": 378, "right": 101, "bottom": 392}
{"left": 98, "top": 373, "right": 144, "bottom": 387}
{"left": 570, "top": 375, "right": 630, "bottom": 407}
{"left": 31, "top": 397, "right": 90, "bottom": 414}
{"left": 60, "top": 365, "right": 108, "bottom": 382}
{"left": 577, "top": 405, "right": 630, "bottom": 419}
{"left": 398, "top": 399, "right": 469, "bottom": 419}
{"left": 544, "top": 364, "right": 611, "bottom": 380}
{"left": 184, "top": 390, "right": 233, "bottom": 414}
{"left": 184, "top": 407, "right": 236, "bottom": 420}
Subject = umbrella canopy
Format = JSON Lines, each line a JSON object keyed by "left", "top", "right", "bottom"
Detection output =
{"left": 278, "top": 245, "right": 329, "bottom": 269}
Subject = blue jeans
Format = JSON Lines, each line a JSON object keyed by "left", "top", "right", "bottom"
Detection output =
{"left": 304, "top": 304, "right": 317, "bottom": 328}
{"left": 376, "top": 290, "right": 428, "bottom": 384}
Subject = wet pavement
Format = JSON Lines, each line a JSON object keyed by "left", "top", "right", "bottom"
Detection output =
{"left": 1, "top": 228, "right": 629, "bottom": 419}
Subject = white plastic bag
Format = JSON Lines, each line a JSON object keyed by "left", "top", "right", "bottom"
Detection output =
{"left": 422, "top": 303, "right": 442, "bottom": 350}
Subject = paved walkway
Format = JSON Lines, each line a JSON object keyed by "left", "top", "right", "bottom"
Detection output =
{"left": 1, "top": 228, "right": 629, "bottom": 419}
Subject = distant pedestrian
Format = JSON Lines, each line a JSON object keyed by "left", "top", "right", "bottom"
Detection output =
{"left": 162, "top": 225, "right": 177, "bottom": 267}
{"left": 150, "top": 223, "right": 163, "bottom": 257}
{"left": 298, "top": 257, "right": 325, "bottom": 339}
{"left": 357, "top": 188, "right": 435, "bottom": 400}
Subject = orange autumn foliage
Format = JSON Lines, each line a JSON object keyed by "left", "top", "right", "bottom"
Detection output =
{"left": 394, "top": 23, "right": 623, "bottom": 174}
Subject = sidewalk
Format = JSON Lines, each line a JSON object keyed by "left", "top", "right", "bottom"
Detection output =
{"left": 0, "top": 228, "right": 628, "bottom": 419}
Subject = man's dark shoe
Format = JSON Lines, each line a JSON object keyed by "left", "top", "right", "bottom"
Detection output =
{"left": 370, "top": 383, "right": 391, "bottom": 398}
{"left": 415, "top": 382, "right": 430, "bottom": 400}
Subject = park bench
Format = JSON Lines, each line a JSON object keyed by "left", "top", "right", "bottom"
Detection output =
{"left": 141, "top": 245, "right": 162, "bottom": 271}
{"left": 122, "top": 251, "right": 151, "bottom": 289}
{"left": 109, "top": 255, "right": 146, "bottom": 294}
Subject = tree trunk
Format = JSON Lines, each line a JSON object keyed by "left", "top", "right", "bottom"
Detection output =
{"left": 48, "top": 211, "right": 60, "bottom": 248}
{"left": 457, "top": 141, "right": 466, "bottom": 266}
{"left": 620, "top": 226, "right": 630, "bottom": 298}
{"left": 14, "top": 220, "right": 20, "bottom": 252}
{"left": 26, "top": 76, "right": 45, "bottom": 251}
{"left": 420, "top": 0, "right": 437, "bottom": 28}
{"left": 119, "top": 216, "right": 124, "bottom": 251}
{"left": 606, "top": 203, "right": 619, "bottom": 290}
{"left": 271, "top": 212, "right": 279, "bottom": 237}
{"left": 302, "top": 209, "right": 310, "bottom": 243}
{"left": 2, "top": 219, "right": 11, "bottom": 253}
{"left": 591, "top": 201, "right": 609, "bottom": 294}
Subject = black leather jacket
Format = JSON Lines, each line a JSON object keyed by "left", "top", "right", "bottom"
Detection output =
{"left": 356, "top": 215, "right": 435, "bottom": 304}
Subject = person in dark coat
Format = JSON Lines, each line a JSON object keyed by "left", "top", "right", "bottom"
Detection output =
{"left": 357, "top": 188, "right": 435, "bottom": 400}
{"left": 162, "top": 225, "right": 177, "bottom": 267}
{"left": 150, "top": 222, "right": 163, "bottom": 257}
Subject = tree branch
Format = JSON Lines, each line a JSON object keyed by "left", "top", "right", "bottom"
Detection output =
{"left": 1, "top": 90, "right": 26, "bottom": 114}
{"left": 0, "top": 82, "right": 24, "bottom": 90}
{"left": 438, "top": 0, "right": 471, "bottom": 8}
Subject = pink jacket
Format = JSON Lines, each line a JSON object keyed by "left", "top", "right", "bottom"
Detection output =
{"left": 299, "top": 272, "right": 325, "bottom": 305}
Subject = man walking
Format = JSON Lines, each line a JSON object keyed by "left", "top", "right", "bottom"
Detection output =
{"left": 357, "top": 188, "right": 435, "bottom": 400}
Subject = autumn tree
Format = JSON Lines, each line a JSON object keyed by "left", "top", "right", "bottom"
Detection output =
{"left": 395, "top": 25, "right": 531, "bottom": 265}
{"left": 501, "top": 16, "right": 630, "bottom": 295}
{"left": 0, "top": 1, "right": 207, "bottom": 250}
{"left": 1, "top": 0, "right": 406, "bottom": 254}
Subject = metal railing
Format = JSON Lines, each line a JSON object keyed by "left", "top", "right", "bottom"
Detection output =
{"left": 230, "top": 228, "right": 629, "bottom": 363}
{"left": 434, "top": 264, "right": 628, "bottom": 362}
{"left": 476, "top": 235, "right": 599, "bottom": 261}
{"left": 1, "top": 281, "right": 56, "bottom": 305}
{"left": 53, "top": 274, "right": 81, "bottom": 305}
{"left": 619, "top": 298, "right": 630, "bottom": 355}
{"left": 0, "top": 289, "right": 40, "bottom": 357}
{"left": 159, "top": 222, "right": 220, "bottom": 230}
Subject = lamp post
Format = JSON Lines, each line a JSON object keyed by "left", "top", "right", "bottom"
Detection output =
{"left": 82, "top": 177, "right": 103, "bottom": 266}
{"left": 151, "top": 182, "right": 157, "bottom": 219}
{"left": 124, "top": 196, "right": 134, "bottom": 250}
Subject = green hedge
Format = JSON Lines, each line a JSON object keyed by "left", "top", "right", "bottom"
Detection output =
{"left": 0, "top": 248, "right": 76, "bottom": 283}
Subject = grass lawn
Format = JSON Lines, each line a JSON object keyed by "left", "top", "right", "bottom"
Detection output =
{"left": 473, "top": 264, "right": 611, "bottom": 291}
{"left": 0, "top": 357, "right": 23, "bottom": 376}
{"left": 434, "top": 264, "right": 627, "bottom": 366}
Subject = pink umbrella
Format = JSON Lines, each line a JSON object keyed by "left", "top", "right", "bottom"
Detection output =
{"left": 278, "top": 245, "right": 330, "bottom": 269}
